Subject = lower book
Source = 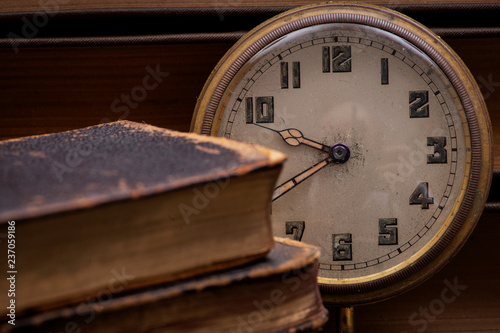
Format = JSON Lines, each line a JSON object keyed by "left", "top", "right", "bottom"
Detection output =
{"left": 3, "top": 237, "right": 328, "bottom": 333}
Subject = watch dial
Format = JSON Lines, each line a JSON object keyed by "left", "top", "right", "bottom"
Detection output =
{"left": 216, "top": 23, "right": 470, "bottom": 284}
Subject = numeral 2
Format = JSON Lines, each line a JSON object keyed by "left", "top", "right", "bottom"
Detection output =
{"left": 245, "top": 96, "right": 274, "bottom": 124}
{"left": 409, "top": 90, "right": 429, "bottom": 118}
{"left": 285, "top": 221, "right": 305, "bottom": 241}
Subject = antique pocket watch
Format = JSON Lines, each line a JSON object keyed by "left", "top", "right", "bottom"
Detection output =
{"left": 191, "top": 2, "right": 493, "bottom": 305}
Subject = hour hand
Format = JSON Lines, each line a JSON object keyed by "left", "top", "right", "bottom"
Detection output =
{"left": 253, "top": 124, "right": 330, "bottom": 154}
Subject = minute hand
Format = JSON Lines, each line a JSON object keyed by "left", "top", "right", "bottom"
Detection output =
{"left": 253, "top": 124, "right": 330, "bottom": 154}
{"left": 272, "top": 156, "right": 334, "bottom": 201}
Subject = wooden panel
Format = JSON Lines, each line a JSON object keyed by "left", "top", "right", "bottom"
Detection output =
{"left": 323, "top": 210, "right": 500, "bottom": 332}
{"left": 0, "top": 43, "right": 230, "bottom": 138}
{"left": 0, "top": 6, "right": 498, "bottom": 333}
{"left": 491, "top": 111, "right": 500, "bottom": 170}
{"left": 2, "top": 0, "right": 499, "bottom": 14}
{"left": 446, "top": 38, "right": 500, "bottom": 170}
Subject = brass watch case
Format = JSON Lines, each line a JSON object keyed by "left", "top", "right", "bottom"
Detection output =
{"left": 191, "top": 3, "right": 493, "bottom": 305}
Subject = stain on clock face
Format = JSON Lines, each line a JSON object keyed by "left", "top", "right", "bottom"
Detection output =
{"left": 216, "top": 24, "right": 468, "bottom": 281}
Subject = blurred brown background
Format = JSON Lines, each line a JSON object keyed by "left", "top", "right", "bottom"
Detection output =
{"left": 1, "top": 1, "right": 499, "bottom": 331}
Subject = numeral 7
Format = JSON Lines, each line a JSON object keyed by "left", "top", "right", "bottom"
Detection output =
{"left": 285, "top": 221, "right": 305, "bottom": 241}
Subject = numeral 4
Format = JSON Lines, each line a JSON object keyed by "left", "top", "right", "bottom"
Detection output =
{"left": 410, "top": 182, "right": 434, "bottom": 209}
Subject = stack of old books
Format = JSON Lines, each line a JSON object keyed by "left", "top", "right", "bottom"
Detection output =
{"left": 0, "top": 121, "right": 328, "bottom": 332}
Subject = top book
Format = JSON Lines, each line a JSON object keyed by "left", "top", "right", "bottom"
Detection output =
{"left": 0, "top": 120, "right": 285, "bottom": 315}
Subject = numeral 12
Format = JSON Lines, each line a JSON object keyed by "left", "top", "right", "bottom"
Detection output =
{"left": 322, "top": 46, "right": 352, "bottom": 73}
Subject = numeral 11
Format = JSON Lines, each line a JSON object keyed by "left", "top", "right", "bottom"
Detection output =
{"left": 281, "top": 62, "right": 301, "bottom": 89}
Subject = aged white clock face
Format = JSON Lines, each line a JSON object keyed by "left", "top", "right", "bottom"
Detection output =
{"left": 216, "top": 23, "right": 469, "bottom": 283}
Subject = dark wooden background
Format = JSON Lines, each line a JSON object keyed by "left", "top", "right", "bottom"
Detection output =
{"left": 0, "top": 2, "right": 499, "bottom": 332}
